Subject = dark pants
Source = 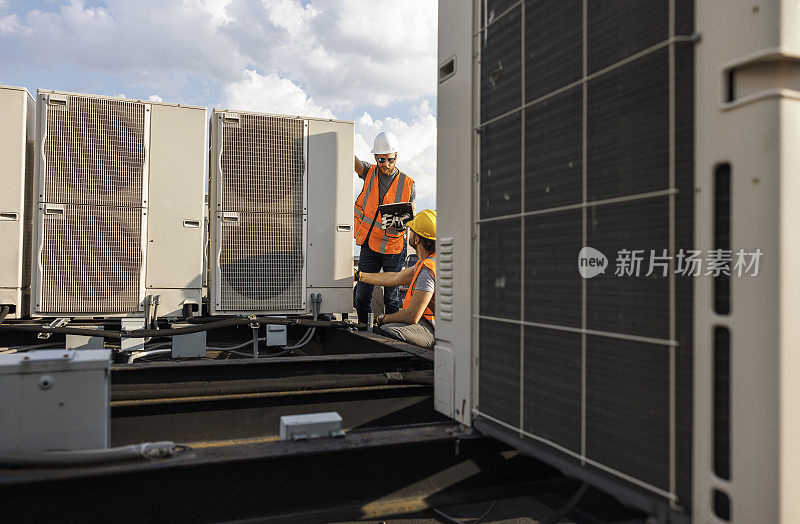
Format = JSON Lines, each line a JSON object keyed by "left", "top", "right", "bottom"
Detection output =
{"left": 355, "top": 243, "right": 407, "bottom": 325}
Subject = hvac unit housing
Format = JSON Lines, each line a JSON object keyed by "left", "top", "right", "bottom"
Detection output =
{"left": 0, "top": 85, "right": 34, "bottom": 319}
{"left": 31, "top": 90, "right": 206, "bottom": 317}
{"left": 209, "top": 110, "right": 354, "bottom": 315}
{"left": 435, "top": 0, "right": 800, "bottom": 522}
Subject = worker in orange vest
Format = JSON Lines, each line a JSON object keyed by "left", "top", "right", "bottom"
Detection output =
{"left": 353, "top": 131, "right": 416, "bottom": 325}
{"left": 355, "top": 210, "right": 436, "bottom": 349}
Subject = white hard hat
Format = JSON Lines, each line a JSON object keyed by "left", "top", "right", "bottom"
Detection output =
{"left": 371, "top": 131, "right": 399, "bottom": 155}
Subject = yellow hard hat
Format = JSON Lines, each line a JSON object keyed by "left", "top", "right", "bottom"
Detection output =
{"left": 407, "top": 209, "right": 436, "bottom": 240}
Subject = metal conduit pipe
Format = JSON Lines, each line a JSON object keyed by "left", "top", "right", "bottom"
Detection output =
{"left": 0, "top": 305, "right": 10, "bottom": 326}
{"left": 111, "top": 370, "right": 435, "bottom": 401}
{"left": 0, "top": 317, "right": 360, "bottom": 338}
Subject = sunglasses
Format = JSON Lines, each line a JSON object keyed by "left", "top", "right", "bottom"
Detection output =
{"left": 376, "top": 157, "right": 397, "bottom": 164}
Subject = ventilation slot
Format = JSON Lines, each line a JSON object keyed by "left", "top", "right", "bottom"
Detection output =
{"left": 439, "top": 56, "right": 456, "bottom": 83}
{"left": 714, "top": 163, "right": 731, "bottom": 315}
{"left": 714, "top": 326, "right": 731, "bottom": 481}
{"left": 713, "top": 489, "right": 731, "bottom": 521}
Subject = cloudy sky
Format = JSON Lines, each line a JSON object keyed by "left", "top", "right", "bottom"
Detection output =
{"left": 0, "top": 0, "right": 438, "bottom": 213}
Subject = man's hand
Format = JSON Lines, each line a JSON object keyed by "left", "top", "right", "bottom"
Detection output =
{"left": 376, "top": 314, "right": 386, "bottom": 326}
{"left": 354, "top": 269, "right": 361, "bottom": 282}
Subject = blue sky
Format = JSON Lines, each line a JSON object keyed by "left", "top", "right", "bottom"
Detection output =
{"left": 0, "top": 0, "right": 438, "bottom": 212}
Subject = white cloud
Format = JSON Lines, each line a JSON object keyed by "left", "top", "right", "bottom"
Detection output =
{"left": 7, "top": 0, "right": 243, "bottom": 97}
{"left": 222, "top": 70, "right": 335, "bottom": 118}
{"left": 0, "top": 14, "right": 21, "bottom": 34}
{"left": 3, "top": 1, "right": 437, "bottom": 108}
{"left": 148, "top": 94, "right": 163, "bottom": 102}
{"left": 265, "top": 0, "right": 319, "bottom": 36}
{"left": 185, "top": 0, "right": 234, "bottom": 26}
{"left": 217, "top": 0, "right": 437, "bottom": 110}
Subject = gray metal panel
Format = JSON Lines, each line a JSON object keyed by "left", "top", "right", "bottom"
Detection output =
{"left": 144, "top": 104, "right": 206, "bottom": 294}
{"left": 693, "top": 1, "right": 800, "bottom": 523}
{"left": 434, "top": 0, "right": 476, "bottom": 424}
{"left": 279, "top": 412, "right": 344, "bottom": 440}
{"left": 171, "top": 323, "right": 207, "bottom": 358}
{"left": 66, "top": 326, "right": 104, "bottom": 349}
{"left": 0, "top": 86, "right": 33, "bottom": 317}
{"left": 266, "top": 323, "right": 287, "bottom": 347}
{"left": 306, "top": 119, "right": 354, "bottom": 301}
{"left": 0, "top": 349, "right": 110, "bottom": 452}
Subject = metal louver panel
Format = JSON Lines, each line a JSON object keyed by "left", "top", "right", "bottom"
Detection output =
{"left": 220, "top": 114, "right": 305, "bottom": 214}
{"left": 218, "top": 212, "right": 304, "bottom": 311}
{"left": 38, "top": 204, "right": 144, "bottom": 313}
{"left": 213, "top": 111, "right": 307, "bottom": 313}
{"left": 474, "top": 0, "right": 695, "bottom": 509}
{"left": 42, "top": 95, "right": 147, "bottom": 207}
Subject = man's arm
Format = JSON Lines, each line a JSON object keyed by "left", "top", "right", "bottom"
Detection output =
{"left": 382, "top": 290, "right": 433, "bottom": 325}
{"left": 357, "top": 266, "right": 414, "bottom": 287}
{"left": 354, "top": 155, "right": 366, "bottom": 178}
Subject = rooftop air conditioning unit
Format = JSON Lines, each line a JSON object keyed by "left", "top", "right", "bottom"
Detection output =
{"left": 31, "top": 90, "right": 206, "bottom": 317}
{"left": 0, "top": 85, "right": 34, "bottom": 319}
{"left": 436, "top": 0, "right": 800, "bottom": 522}
{"left": 209, "top": 110, "right": 354, "bottom": 315}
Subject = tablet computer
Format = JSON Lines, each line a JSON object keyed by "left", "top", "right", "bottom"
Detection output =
{"left": 378, "top": 202, "right": 414, "bottom": 230}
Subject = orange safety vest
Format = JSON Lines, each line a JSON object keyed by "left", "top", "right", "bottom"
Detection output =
{"left": 354, "top": 165, "right": 414, "bottom": 254}
{"left": 403, "top": 253, "right": 436, "bottom": 326}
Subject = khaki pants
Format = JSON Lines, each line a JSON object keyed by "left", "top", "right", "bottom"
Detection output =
{"left": 378, "top": 320, "right": 435, "bottom": 349}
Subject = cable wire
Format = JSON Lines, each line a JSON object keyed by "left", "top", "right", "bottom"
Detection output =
{"left": 128, "top": 349, "right": 171, "bottom": 363}
{"left": 432, "top": 500, "right": 497, "bottom": 524}
{"left": 0, "top": 441, "right": 190, "bottom": 467}
{"left": 540, "top": 482, "right": 589, "bottom": 524}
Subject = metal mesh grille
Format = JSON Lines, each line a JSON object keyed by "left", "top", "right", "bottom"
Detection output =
{"left": 39, "top": 205, "right": 143, "bottom": 313}
{"left": 43, "top": 95, "right": 146, "bottom": 206}
{"left": 219, "top": 213, "right": 303, "bottom": 311}
{"left": 220, "top": 114, "right": 305, "bottom": 213}
{"left": 475, "top": 0, "right": 695, "bottom": 504}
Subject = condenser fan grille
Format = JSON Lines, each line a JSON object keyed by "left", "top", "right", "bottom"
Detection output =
{"left": 219, "top": 213, "right": 303, "bottom": 311}
{"left": 220, "top": 114, "right": 305, "bottom": 214}
{"left": 43, "top": 95, "right": 146, "bottom": 207}
{"left": 39, "top": 205, "right": 143, "bottom": 313}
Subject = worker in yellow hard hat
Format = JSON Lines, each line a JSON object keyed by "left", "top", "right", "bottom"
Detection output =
{"left": 354, "top": 209, "right": 437, "bottom": 349}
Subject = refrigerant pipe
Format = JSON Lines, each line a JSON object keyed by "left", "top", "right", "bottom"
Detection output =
{"left": 0, "top": 316, "right": 361, "bottom": 339}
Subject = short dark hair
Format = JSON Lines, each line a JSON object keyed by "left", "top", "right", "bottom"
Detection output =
{"left": 419, "top": 236, "right": 435, "bottom": 253}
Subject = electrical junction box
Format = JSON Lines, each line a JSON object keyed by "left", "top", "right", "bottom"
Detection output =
{"left": 266, "top": 323, "right": 287, "bottom": 347}
{"left": 0, "top": 349, "right": 111, "bottom": 452}
{"left": 66, "top": 325, "right": 104, "bottom": 350}
{"left": 171, "top": 323, "right": 207, "bottom": 358}
{"left": 279, "top": 412, "right": 345, "bottom": 441}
